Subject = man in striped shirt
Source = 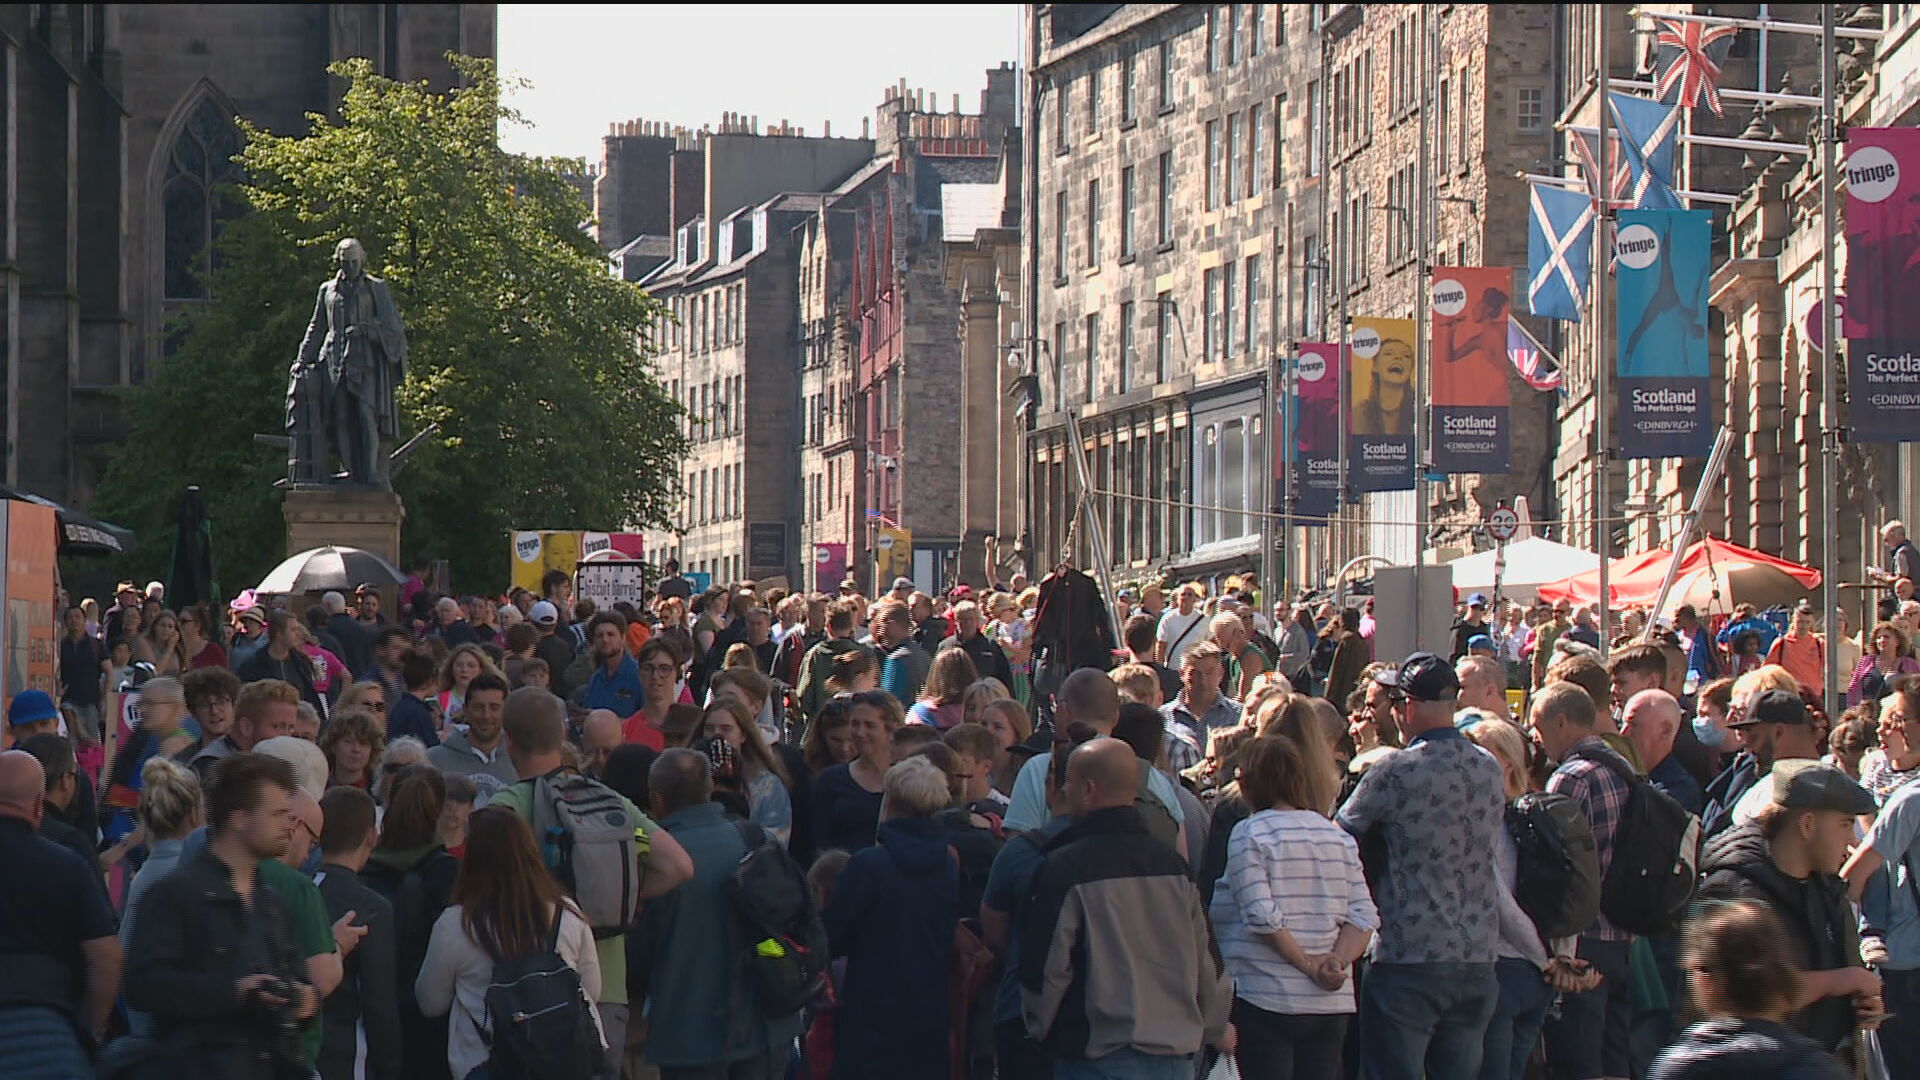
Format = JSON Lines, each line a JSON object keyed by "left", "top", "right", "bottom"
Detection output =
{"left": 1531, "top": 680, "right": 1634, "bottom": 1080}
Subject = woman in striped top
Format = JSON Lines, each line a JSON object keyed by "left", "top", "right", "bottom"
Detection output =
{"left": 1209, "top": 735, "right": 1377, "bottom": 1080}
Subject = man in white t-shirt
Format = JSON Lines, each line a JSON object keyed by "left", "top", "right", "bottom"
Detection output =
{"left": 1154, "top": 585, "right": 1209, "bottom": 669}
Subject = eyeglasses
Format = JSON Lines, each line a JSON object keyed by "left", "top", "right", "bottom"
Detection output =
{"left": 292, "top": 817, "right": 319, "bottom": 847}
{"left": 641, "top": 664, "right": 678, "bottom": 676}
{"left": 366, "top": 700, "right": 387, "bottom": 712}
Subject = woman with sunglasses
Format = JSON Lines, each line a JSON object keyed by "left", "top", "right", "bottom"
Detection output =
{"left": 175, "top": 606, "right": 228, "bottom": 670}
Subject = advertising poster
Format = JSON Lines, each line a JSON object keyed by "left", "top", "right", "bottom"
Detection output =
{"left": 510, "top": 530, "right": 645, "bottom": 592}
{"left": 1430, "top": 268, "right": 1513, "bottom": 474}
{"left": 1347, "top": 317, "right": 1417, "bottom": 492}
{"left": 874, "top": 527, "right": 912, "bottom": 585}
{"left": 814, "top": 543, "right": 848, "bottom": 591}
{"left": 4, "top": 500, "right": 57, "bottom": 729}
{"left": 1615, "top": 208, "right": 1714, "bottom": 458}
{"left": 1844, "top": 127, "right": 1920, "bottom": 442}
{"left": 1287, "top": 342, "right": 1342, "bottom": 521}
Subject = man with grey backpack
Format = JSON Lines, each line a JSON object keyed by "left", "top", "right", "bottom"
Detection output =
{"left": 488, "top": 688, "right": 695, "bottom": 1079}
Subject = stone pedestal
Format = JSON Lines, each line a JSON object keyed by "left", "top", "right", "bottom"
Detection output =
{"left": 282, "top": 488, "right": 406, "bottom": 605}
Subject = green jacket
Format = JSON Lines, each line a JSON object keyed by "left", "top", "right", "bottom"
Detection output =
{"left": 795, "top": 637, "right": 876, "bottom": 722}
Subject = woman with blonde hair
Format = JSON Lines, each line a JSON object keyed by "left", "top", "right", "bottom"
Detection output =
{"left": 1253, "top": 692, "right": 1341, "bottom": 816}
{"left": 908, "top": 648, "right": 978, "bottom": 730}
{"left": 988, "top": 592, "right": 1034, "bottom": 704}
{"left": 338, "top": 680, "right": 389, "bottom": 733}
{"left": 1466, "top": 716, "right": 1559, "bottom": 1080}
{"left": 119, "top": 755, "right": 203, "bottom": 1036}
{"left": 435, "top": 643, "right": 502, "bottom": 723}
{"left": 688, "top": 698, "right": 794, "bottom": 846}
{"left": 960, "top": 678, "right": 1012, "bottom": 728}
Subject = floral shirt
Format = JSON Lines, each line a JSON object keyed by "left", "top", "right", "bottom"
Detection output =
{"left": 991, "top": 617, "right": 1032, "bottom": 674}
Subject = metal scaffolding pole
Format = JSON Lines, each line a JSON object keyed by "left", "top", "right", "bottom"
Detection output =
{"left": 1594, "top": 7, "right": 1613, "bottom": 655}
{"left": 1820, "top": 6, "right": 1842, "bottom": 719}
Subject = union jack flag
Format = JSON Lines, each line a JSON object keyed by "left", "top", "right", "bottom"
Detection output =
{"left": 1652, "top": 16, "right": 1740, "bottom": 116}
{"left": 1507, "top": 318, "right": 1564, "bottom": 393}
{"left": 1569, "top": 128, "right": 1632, "bottom": 211}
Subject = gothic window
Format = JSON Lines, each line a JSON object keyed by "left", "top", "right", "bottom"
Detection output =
{"left": 163, "top": 97, "right": 243, "bottom": 301}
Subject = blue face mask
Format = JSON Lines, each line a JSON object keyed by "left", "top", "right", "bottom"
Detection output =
{"left": 1693, "top": 715, "right": 1727, "bottom": 751}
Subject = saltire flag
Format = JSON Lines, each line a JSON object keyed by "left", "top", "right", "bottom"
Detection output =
{"left": 1527, "top": 182, "right": 1594, "bottom": 321}
{"left": 1569, "top": 128, "right": 1632, "bottom": 211}
{"left": 1608, "top": 92, "right": 1684, "bottom": 210}
{"left": 1506, "top": 318, "right": 1565, "bottom": 392}
{"left": 1652, "top": 16, "right": 1740, "bottom": 116}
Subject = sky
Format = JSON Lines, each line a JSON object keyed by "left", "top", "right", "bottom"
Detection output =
{"left": 497, "top": 5, "right": 1022, "bottom": 161}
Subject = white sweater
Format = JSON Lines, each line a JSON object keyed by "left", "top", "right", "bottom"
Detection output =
{"left": 414, "top": 903, "right": 604, "bottom": 1079}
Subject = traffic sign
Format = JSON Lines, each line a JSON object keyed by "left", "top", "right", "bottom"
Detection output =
{"left": 1485, "top": 506, "right": 1520, "bottom": 542}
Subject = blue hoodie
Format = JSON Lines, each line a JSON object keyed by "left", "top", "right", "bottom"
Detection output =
{"left": 822, "top": 816, "right": 957, "bottom": 1078}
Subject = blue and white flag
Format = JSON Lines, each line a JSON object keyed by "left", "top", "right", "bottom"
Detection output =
{"left": 1527, "top": 183, "right": 1594, "bottom": 321}
{"left": 1608, "top": 92, "right": 1683, "bottom": 210}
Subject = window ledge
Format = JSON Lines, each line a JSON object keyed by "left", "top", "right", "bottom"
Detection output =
{"left": 1118, "top": 252, "right": 1138, "bottom": 267}
{"left": 1157, "top": 104, "right": 1176, "bottom": 117}
{"left": 1120, "top": 117, "right": 1139, "bottom": 132}
{"left": 1155, "top": 241, "right": 1175, "bottom": 255}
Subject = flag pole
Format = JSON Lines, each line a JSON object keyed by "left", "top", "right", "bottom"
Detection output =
{"left": 1412, "top": 2, "right": 1433, "bottom": 648}
{"left": 1594, "top": 6, "right": 1613, "bottom": 654}
{"left": 1819, "top": 4, "right": 1841, "bottom": 719}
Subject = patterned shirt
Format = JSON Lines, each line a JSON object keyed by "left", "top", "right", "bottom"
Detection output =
{"left": 1162, "top": 695, "right": 1243, "bottom": 775}
{"left": 1547, "top": 736, "right": 1634, "bottom": 942}
{"left": 1336, "top": 726, "right": 1506, "bottom": 964}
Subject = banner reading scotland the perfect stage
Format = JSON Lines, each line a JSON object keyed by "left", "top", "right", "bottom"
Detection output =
{"left": 1348, "top": 318, "right": 1416, "bottom": 492}
{"left": 1844, "top": 128, "right": 1920, "bottom": 442}
{"left": 1430, "top": 268, "right": 1512, "bottom": 474}
{"left": 1615, "top": 208, "right": 1714, "bottom": 459}
{"left": 1287, "top": 342, "right": 1341, "bottom": 521}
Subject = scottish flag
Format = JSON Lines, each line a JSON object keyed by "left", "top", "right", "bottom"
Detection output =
{"left": 1608, "top": 92, "right": 1683, "bottom": 210}
{"left": 1527, "top": 183, "right": 1594, "bottom": 321}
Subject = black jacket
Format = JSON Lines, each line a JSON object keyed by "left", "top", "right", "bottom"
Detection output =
{"left": 1030, "top": 569, "right": 1116, "bottom": 676}
{"left": 235, "top": 647, "right": 328, "bottom": 717}
{"left": 1646, "top": 1018, "right": 1845, "bottom": 1080}
{"left": 1696, "top": 823, "right": 1860, "bottom": 1053}
{"left": 359, "top": 844, "right": 459, "bottom": 1080}
{"left": 314, "top": 863, "right": 401, "bottom": 1080}
{"left": 326, "top": 614, "right": 374, "bottom": 679}
{"left": 124, "top": 848, "right": 311, "bottom": 1078}
{"left": 940, "top": 629, "right": 1016, "bottom": 691}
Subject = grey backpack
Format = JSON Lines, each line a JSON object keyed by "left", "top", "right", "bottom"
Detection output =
{"left": 529, "top": 770, "right": 641, "bottom": 938}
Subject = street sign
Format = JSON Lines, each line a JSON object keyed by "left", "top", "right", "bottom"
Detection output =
{"left": 1484, "top": 506, "right": 1520, "bottom": 542}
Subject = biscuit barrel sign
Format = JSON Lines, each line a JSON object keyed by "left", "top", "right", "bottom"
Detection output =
{"left": 1844, "top": 129, "right": 1920, "bottom": 443}
{"left": 1429, "top": 268, "right": 1512, "bottom": 474}
{"left": 1614, "top": 209, "right": 1714, "bottom": 459}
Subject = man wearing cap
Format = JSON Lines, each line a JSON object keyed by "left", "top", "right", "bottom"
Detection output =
{"left": 1728, "top": 690, "right": 1827, "bottom": 828}
{"left": 1449, "top": 594, "right": 1493, "bottom": 663}
{"left": 228, "top": 602, "right": 269, "bottom": 672}
{"left": 1532, "top": 601, "right": 1573, "bottom": 689}
{"left": 1337, "top": 653, "right": 1506, "bottom": 1079}
{"left": 1530, "top": 681, "right": 1638, "bottom": 1080}
{"left": 8, "top": 688, "right": 63, "bottom": 743}
{"left": 1846, "top": 682, "right": 1920, "bottom": 1071}
{"left": 1699, "top": 761, "right": 1883, "bottom": 1055}
{"left": 1765, "top": 603, "right": 1826, "bottom": 697}
{"left": 529, "top": 599, "right": 577, "bottom": 697}
{"left": 103, "top": 581, "right": 143, "bottom": 643}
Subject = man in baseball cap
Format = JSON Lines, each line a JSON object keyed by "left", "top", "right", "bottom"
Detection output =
{"left": 1450, "top": 593, "right": 1492, "bottom": 662}
{"left": 1699, "top": 757, "right": 1882, "bottom": 1056}
{"left": 6, "top": 689, "right": 62, "bottom": 740}
{"left": 890, "top": 576, "right": 915, "bottom": 599}
{"left": 1373, "top": 651, "right": 1462, "bottom": 703}
{"left": 1726, "top": 689, "right": 1827, "bottom": 828}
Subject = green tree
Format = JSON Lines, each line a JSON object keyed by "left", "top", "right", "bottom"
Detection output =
{"left": 94, "top": 56, "right": 685, "bottom": 592}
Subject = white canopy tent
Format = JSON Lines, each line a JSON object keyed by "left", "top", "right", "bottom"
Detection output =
{"left": 1447, "top": 537, "right": 1601, "bottom": 605}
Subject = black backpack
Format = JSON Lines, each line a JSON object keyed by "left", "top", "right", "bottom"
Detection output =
{"left": 730, "top": 821, "right": 830, "bottom": 1017}
{"left": 1569, "top": 747, "right": 1701, "bottom": 936}
{"left": 1506, "top": 791, "right": 1602, "bottom": 940}
{"left": 479, "top": 906, "right": 603, "bottom": 1080}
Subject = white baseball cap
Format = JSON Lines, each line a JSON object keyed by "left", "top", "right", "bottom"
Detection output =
{"left": 529, "top": 600, "right": 560, "bottom": 625}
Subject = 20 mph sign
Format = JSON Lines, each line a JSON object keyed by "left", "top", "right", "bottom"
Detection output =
{"left": 1484, "top": 507, "right": 1519, "bottom": 542}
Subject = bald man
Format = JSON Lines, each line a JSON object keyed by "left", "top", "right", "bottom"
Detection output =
{"left": 581, "top": 709, "right": 624, "bottom": 777}
{"left": 0, "top": 750, "right": 121, "bottom": 1057}
{"left": 1004, "top": 669, "right": 1186, "bottom": 836}
{"left": 1621, "top": 689, "right": 1703, "bottom": 815}
{"left": 1020, "top": 738, "right": 1229, "bottom": 1072}
{"left": 1455, "top": 656, "right": 1511, "bottom": 720}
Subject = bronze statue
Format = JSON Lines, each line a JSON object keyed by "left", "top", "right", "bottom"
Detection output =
{"left": 286, "top": 238, "right": 408, "bottom": 488}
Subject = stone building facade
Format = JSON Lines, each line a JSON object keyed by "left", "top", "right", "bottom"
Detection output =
{"left": 1022, "top": 3, "right": 1561, "bottom": 596}
{"left": 0, "top": 4, "right": 492, "bottom": 506}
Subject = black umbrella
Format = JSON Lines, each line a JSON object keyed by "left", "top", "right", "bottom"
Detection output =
{"left": 0, "top": 485, "right": 136, "bottom": 557}
{"left": 258, "top": 545, "right": 407, "bottom": 594}
{"left": 165, "top": 486, "right": 218, "bottom": 612}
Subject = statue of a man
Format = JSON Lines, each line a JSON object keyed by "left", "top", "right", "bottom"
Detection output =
{"left": 286, "top": 238, "right": 408, "bottom": 487}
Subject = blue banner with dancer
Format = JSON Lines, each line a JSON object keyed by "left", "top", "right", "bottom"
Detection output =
{"left": 1615, "top": 208, "right": 1713, "bottom": 459}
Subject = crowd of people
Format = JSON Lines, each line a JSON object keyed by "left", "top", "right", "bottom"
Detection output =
{"left": 8, "top": 538, "right": 1920, "bottom": 1080}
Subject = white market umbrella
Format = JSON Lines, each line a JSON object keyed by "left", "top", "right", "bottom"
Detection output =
{"left": 1449, "top": 536, "right": 1601, "bottom": 604}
